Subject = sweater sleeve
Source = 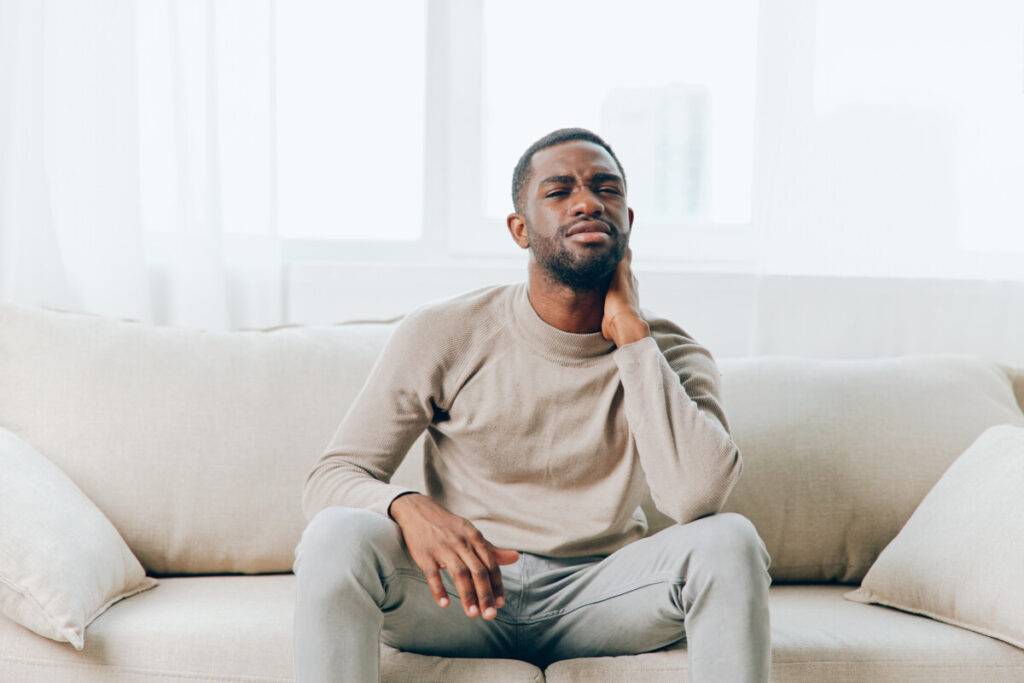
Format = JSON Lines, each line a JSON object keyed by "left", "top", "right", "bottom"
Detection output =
{"left": 301, "top": 310, "right": 444, "bottom": 522}
{"left": 613, "top": 321, "right": 742, "bottom": 524}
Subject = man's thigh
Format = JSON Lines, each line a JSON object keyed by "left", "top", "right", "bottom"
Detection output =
{"left": 377, "top": 530, "right": 515, "bottom": 659}
{"left": 298, "top": 506, "right": 514, "bottom": 660}
{"left": 520, "top": 514, "right": 760, "bottom": 665}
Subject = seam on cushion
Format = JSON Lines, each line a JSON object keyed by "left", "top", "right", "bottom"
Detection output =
{"left": 851, "top": 593, "right": 1024, "bottom": 650}
{"left": 542, "top": 662, "right": 1024, "bottom": 672}
{"left": 771, "top": 661, "right": 1024, "bottom": 668}
{"left": 0, "top": 655, "right": 291, "bottom": 682}
{"left": 0, "top": 570, "right": 68, "bottom": 638}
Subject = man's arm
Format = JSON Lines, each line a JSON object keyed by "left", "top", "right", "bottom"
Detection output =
{"left": 302, "top": 309, "right": 517, "bottom": 621}
{"left": 301, "top": 313, "right": 434, "bottom": 523}
{"left": 602, "top": 250, "right": 742, "bottom": 523}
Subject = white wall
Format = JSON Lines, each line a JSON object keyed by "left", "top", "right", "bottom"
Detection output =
{"left": 285, "top": 263, "right": 1024, "bottom": 367}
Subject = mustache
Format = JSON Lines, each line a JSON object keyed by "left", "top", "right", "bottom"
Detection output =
{"left": 559, "top": 217, "right": 617, "bottom": 236}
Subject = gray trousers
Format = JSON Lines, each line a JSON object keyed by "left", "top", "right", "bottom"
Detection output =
{"left": 293, "top": 507, "right": 771, "bottom": 683}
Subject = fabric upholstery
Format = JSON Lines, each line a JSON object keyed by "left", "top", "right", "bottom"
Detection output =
{"left": 0, "top": 304, "right": 397, "bottom": 575}
{"left": 711, "top": 355, "right": 1024, "bottom": 582}
{"left": 846, "top": 424, "right": 1024, "bottom": 649}
{"left": 3, "top": 301, "right": 1024, "bottom": 679}
{"left": 0, "top": 427, "right": 156, "bottom": 650}
{"left": 5, "top": 579, "right": 1022, "bottom": 682}
{"left": 4, "top": 302, "right": 1022, "bottom": 586}
{"left": 0, "top": 575, "right": 542, "bottom": 682}
{"left": 543, "top": 585, "right": 1024, "bottom": 682}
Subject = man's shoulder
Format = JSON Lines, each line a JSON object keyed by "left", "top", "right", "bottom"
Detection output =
{"left": 641, "top": 309, "right": 696, "bottom": 347}
{"left": 414, "top": 283, "right": 517, "bottom": 316}
{"left": 641, "top": 309, "right": 719, "bottom": 367}
{"left": 392, "top": 283, "right": 518, "bottom": 348}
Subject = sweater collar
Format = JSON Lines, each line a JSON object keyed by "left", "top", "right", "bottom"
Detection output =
{"left": 510, "top": 282, "right": 616, "bottom": 362}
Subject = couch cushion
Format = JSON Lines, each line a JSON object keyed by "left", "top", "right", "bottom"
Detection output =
{"left": 846, "top": 424, "right": 1024, "bottom": 649}
{"left": 0, "top": 575, "right": 544, "bottom": 682}
{"left": 6, "top": 580, "right": 1021, "bottom": 682}
{"left": 3, "top": 579, "right": 1021, "bottom": 682}
{"left": 0, "top": 303, "right": 399, "bottom": 574}
{"left": 0, "top": 427, "right": 156, "bottom": 650}
{"left": 714, "top": 354, "right": 1024, "bottom": 583}
{"left": 542, "top": 585, "right": 1024, "bottom": 683}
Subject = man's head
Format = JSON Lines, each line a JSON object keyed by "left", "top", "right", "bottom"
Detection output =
{"left": 511, "top": 128, "right": 627, "bottom": 215}
{"left": 507, "top": 128, "right": 634, "bottom": 291}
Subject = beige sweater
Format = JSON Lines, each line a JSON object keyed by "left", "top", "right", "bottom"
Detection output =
{"left": 303, "top": 283, "right": 742, "bottom": 557}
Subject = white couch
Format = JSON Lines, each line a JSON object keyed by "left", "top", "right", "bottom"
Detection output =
{"left": 1, "top": 302, "right": 1023, "bottom": 682}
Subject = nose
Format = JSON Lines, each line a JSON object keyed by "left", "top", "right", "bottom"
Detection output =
{"left": 570, "top": 187, "right": 604, "bottom": 217}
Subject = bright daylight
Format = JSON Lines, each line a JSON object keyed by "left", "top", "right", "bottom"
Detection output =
{"left": 1, "top": 1, "right": 1023, "bottom": 682}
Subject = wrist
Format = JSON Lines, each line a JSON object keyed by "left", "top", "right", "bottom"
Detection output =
{"left": 607, "top": 313, "right": 650, "bottom": 346}
{"left": 388, "top": 491, "right": 423, "bottom": 523}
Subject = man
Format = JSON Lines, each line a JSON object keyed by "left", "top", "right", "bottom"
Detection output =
{"left": 294, "top": 128, "right": 771, "bottom": 682}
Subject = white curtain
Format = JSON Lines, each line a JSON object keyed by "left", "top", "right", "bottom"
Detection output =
{"left": 751, "top": 0, "right": 1024, "bottom": 282}
{"left": 0, "top": 0, "right": 280, "bottom": 331}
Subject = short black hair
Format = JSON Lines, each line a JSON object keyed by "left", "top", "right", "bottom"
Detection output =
{"left": 511, "top": 127, "right": 627, "bottom": 215}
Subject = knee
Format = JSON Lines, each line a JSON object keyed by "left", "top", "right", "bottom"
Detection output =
{"left": 697, "top": 512, "right": 771, "bottom": 576}
{"left": 669, "top": 512, "right": 771, "bottom": 578}
{"left": 293, "top": 506, "right": 399, "bottom": 577}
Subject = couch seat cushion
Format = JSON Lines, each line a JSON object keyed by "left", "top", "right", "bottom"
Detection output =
{"left": 543, "top": 585, "right": 1024, "bottom": 682}
{"left": 0, "top": 575, "right": 542, "bottom": 682}
{"left": 5, "top": 579, "right": 1021, "bottom": 682}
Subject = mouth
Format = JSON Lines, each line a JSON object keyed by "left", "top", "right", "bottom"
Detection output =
{"left": 565, "top": 220, "right": 613, "bottom": 237}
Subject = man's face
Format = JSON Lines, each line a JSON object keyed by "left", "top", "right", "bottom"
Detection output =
{"left": 517, "top": 141, "right": 634, "bottom": 290}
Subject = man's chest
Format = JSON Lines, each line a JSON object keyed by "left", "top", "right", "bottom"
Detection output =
{"left": 428, "top": 349, "right": 632, "bottom": 482}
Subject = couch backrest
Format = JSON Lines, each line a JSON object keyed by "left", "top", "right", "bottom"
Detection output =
{"left": 3, "top": 304, "right": 1022, "bottom": 582}
{"left": 712, "top": 355, "right": 1024, "bottom": 583}
{"left": 0, "top": 304, "right": 396, "bottom": 575}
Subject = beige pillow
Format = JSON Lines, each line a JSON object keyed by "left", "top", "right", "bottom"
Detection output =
{"left": 845, "top": 424, "right": 1024, "bottom": 649}
{"left": 0, "top": 427, "right": 157, "bottom": 650}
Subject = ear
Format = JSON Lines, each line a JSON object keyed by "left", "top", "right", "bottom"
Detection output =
{"left": 627, "top": 206, "right": 635, "bottom": 230}
{"left": 507, "top": 213, "right": 530, "bottom": 249}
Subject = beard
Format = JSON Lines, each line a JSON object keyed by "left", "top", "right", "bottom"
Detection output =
{"left": 527, "top": 219, "right": 629, "bottom": 292}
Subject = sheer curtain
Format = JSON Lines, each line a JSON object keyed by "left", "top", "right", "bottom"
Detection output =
{"left": 0, "top": 0, "right": 280, "bottom": 331}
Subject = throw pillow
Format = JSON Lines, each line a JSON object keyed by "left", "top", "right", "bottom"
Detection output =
{"left": 844, "top": 424, "right": 1024, "bottom": 649}
{"left": 0, "top": 427, "right": 157, "bottom": 650}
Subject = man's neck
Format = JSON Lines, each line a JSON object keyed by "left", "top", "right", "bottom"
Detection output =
{"left": 526, "top": 262, "right": 608, "bottom": 334}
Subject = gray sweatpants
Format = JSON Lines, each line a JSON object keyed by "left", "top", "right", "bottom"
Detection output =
{"left": 293, "top": 507, "right": 771, "bottom": 682}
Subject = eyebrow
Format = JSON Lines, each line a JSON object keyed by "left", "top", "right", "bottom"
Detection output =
{"left": 539, "top": 173, "right": 624, "bottom": 186}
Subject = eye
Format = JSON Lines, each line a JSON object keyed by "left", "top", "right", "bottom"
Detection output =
{"left": 545, "top": 190, "right": 569, "bottom": 198}
{"left": 598, "top": 187, "right": 622, "bottom": 195}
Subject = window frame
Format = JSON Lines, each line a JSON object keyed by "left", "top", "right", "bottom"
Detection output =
{"left": 280, "top": 0, "right": 775, "bottom": 268}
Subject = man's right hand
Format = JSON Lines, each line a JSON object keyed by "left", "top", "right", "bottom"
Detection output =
{"left": 388, "top": 493, "right": 519, "bottom": 620}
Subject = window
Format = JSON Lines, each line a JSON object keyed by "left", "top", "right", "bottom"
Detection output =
{"left": 276, "top": 0, "right": 427, "bottom": 241}
{"left": 481, "top": 0, "right": 757, "bottom": 228}
{"left": 274, "top": 0, "right": 1024, "bottom": 280}
{"left": 812, "top": 0, "right": 1024, "bottom": 254}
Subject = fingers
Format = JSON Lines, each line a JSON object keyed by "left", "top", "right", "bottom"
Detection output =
{"left": 393, "top": 496, "right": 516, "bottom": 621}
{"left": 493, "top": 548, "right": 520, "bottom": 565}
{"left": 449, "top": 540, "right": 499, "bottom": 620}
{"left": 419, "top": 562, "right": 450, "bottom": 608}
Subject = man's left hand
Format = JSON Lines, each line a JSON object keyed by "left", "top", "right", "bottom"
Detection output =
{"left": 602, "top": 248, "right": 651, "bottom": 347}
